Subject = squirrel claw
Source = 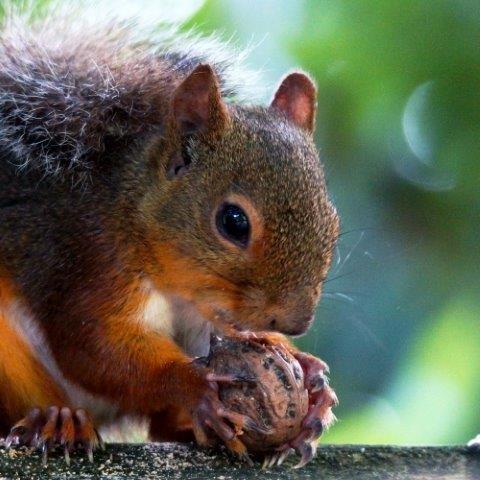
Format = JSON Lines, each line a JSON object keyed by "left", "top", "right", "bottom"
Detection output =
{"left": 192, "top": 392, "right": 236, "bottom": 443}
{"left": 5, "top": 426, "right": 24, "bottom": 449}
{"left": 292, "top": 440, "right": 316, "bottom": 469}
{"left": 261, "top": 454, "right": 272, "bottom": 469}
{"left": 266, "top": 351, "right": 336, "bottom": 468}
{"left": 95, "top": 428, "right": 106, "bottom": 451}
{"left": 216, "top": 407, "right": 269, "bottom": 435}
{"left": 6, "top": 406, "right": 101, "bottom": 465}
{"left": 262, "top": 448, "right": 293, "bottom": 469}
{"left": 294, "top": 351, "right": 330, "bottom": 391}
{"left": 40, "top": 440, "right": 51, "bottom": 467}
{"left": 262, "top": 453, "right": 279, "bottom": 469}
{"left": 294, "top": 352, "right": 337, "bottom": 432}
{"left": 63, "top": 444, "right": 71, "bottom": 466}
{"left": 276, "top": 448, "right": 293, "bottom": 466}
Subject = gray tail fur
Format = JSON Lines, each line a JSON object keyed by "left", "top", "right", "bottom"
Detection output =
{"left": 0, "top": 0, "right": 262, "bottom": 176}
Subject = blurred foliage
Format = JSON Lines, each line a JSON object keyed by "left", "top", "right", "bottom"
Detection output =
{"left": 5, "top": 0, "right": 479, "bottom": 445}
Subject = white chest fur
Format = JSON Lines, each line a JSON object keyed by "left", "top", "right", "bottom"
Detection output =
{"left": 139, "top": 279, "right": 212, "bottom": 358}
{"left": 138, "top": 279, "right": 174, "bottom": 337}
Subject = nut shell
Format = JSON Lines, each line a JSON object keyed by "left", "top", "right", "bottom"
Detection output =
{"left": 205, "top": 336, "right": 308, "bottom": 452}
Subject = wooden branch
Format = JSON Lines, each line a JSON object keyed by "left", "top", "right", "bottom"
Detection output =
{"left": 0, "top": 443, "right": 478, "bottom": 479}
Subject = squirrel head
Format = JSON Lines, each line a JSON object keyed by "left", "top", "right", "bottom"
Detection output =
{"left": 141, "top": 65, "right": 339, "bottom": 336}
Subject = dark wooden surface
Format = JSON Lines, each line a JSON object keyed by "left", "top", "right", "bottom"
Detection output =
{"left": 0, "top": 443, "right": 479, "bottom": 479}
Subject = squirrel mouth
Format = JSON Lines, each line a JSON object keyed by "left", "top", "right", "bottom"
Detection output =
{"left": 211, "top": 307, "right": 246, "bottom": 333}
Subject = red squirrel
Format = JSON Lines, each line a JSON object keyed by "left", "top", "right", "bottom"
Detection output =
{"left": 0, "top": 5, "right": 339, "bottom": 467}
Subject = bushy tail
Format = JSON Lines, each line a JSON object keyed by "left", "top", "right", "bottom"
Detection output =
{"left": 0, "top": 0, "right": 261, "bottom": 176}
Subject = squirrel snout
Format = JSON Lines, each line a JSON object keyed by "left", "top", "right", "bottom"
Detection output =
{"left": 260, "top": 289, "right": 319, "bottom": 336}
{"left": 274, "top": 313, "right": 315, "bottom": 336}
{"left": 264, "top": 307, "right": 315, "bottom": 336}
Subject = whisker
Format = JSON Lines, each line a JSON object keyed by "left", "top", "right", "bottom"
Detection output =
{"left": 334, "top": 231, "right": 365, "bottom": 275}
{"left": 348, "top": 312, "right": 386, "bottom": 351}
{"left": 338, "top": 226, "right": 394, "bottom": 238}
{"left": 317, "top": 298, "right": 387, "bottom": 351}
{"left": 324, "top": 270, "right": 356, "bottom": 284}
{"left": 333, "top": 244, "right": 342, "bottom": 270}
{"left": 322, "top": 292, "right": 353, "bottom": 303}
{"left": 364, "top": 250, "right": 374, "bottom": 260}
{"left": 324, "top": 290, "right": 371, "bottom": 298}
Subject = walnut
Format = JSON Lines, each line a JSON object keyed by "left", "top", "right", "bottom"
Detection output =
{"left": 205, "top": 336, "right": 308, "bottom": 452}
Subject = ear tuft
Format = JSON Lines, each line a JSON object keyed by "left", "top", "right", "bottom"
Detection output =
{"left": 172, "top": 64, "right": 229, "bottom": 137}
{"left": 270, "top": 71, "right": 317, "bottom": 133}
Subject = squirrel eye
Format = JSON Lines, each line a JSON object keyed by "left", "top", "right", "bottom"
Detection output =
{"left": 216, "top": 203, "right": 250, "bottom": 247}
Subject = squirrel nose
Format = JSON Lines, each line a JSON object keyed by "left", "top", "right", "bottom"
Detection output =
{"left": 283, "top": 314, "right": 315, "bottom": 336}
{"left": 267, "top": 312, "right": 315, "bottom": 336}
{"left": 264, "top": 289, "right": 318, "bottom": 335}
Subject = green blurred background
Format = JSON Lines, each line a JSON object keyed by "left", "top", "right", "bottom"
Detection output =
{"left": 8, "top": 0, "right": 479, "bottom": 445}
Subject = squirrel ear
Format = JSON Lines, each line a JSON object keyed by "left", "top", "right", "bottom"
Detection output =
{"left": 171, "top": 64, "right": 229, "bottom": 137}
{"left": 270, "top": 71, "right": 317, "bottom": 133}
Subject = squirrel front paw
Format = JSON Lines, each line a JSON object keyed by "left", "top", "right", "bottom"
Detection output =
{"left": 5, "top": 406, "right": 104, "bottom": 465}
{"left": 190, "top": 370, "right": 267, "bottom": 464}
{"left": 264, "top": 352, "right": 337, "bottom": 469}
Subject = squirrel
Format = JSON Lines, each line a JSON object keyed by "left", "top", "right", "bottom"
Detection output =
{"left": 0, "top": 3, "right": 339, "bottom": 467}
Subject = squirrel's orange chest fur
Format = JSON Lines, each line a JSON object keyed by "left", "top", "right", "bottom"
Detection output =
{"left": 0, "top": 274, "right": 210, "bottom": 431}
{"left": 0, "top": 277, "right": 65, "bottom": 423}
